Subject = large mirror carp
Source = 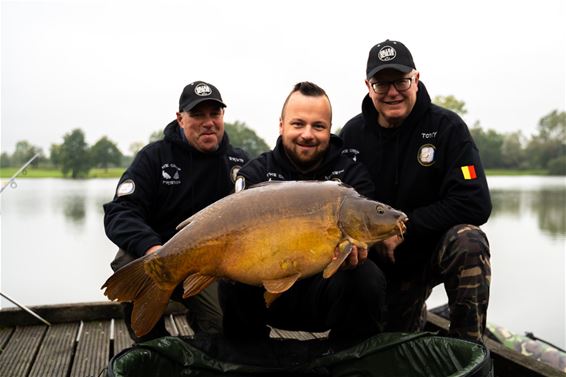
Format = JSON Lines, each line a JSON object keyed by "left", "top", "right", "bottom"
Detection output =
{"left": 102, "top": 180, "right": 407, "bottom": 337}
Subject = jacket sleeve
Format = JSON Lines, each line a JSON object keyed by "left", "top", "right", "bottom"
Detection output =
{"left": 407, "top": 120, "right": 492, "bottom": 239}
{"left": 103, "top": 149, "right": 163, "bottom": 258}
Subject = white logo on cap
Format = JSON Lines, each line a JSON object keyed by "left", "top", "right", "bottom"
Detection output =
{"left": 194, "top": 83, "right": 212, "bottom": 97}
{"left": 378, "top": 46, "right": 396, "bottom": 62}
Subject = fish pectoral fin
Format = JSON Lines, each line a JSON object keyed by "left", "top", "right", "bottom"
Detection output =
{"left": 323, "top": 241, "right": 354, "bottom": 278}
{"left": 262, "top": 273, "right": 301, "bottom": 294}
{"left": 264, "top": 292, "right": 282, "bottom": 308}
{"left": 182, "top": 273, "right": 217, "bottom": 299}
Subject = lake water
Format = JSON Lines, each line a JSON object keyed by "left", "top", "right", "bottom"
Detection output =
{"left": 1, "top": 176, "right": 565, "bottom": 348}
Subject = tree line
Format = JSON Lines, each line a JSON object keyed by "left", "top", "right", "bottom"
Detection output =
{"left": 1, "top": 101, "right": 564, "bottom": 178}
{"left": 433, "top": 96, "right": 565, "bottom": 175}
{"left": 0, "top": 121, "right": 270, "bottom": 179}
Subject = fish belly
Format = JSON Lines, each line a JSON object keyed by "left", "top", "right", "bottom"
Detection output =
{"left": 218, "top": 217, "right": 341, "bottom": 285}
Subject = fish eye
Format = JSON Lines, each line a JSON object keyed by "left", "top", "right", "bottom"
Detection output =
{"left": 376, "top": 205, "right": 385, "bottom": 215}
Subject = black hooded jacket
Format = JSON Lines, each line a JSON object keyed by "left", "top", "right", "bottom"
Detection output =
{"left": 237, "top": 134, "right": 375, "bottom": 198}
{"left": 104, "top": 120, "right": 249, "bottom": 258}
{"left": 340, "top": 82, "right": 491, "bottom": 272}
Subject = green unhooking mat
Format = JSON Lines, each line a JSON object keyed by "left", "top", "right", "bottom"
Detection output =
{"left": 107, "top": 332, "right": 493, "bottom": 377}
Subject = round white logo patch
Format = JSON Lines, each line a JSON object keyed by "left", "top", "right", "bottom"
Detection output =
{"left": 235, "top": 176, "right": 246, "bottom": 193}
{"left": 194, "top": 83, "right": 212, "bottom": 97}
{"left": 378, "top": 46, "right": 396, "bottom": 62}
{"left": 417, "top": 144, "right": 436, "bottom": 166}
{"left": 116, "top": 179, "right": 135, "bottom": 197}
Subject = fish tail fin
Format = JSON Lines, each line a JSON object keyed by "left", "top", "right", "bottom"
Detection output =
{"left": 130, "top": 282, "right": 172, "bottom": 337}
{"left": 101, "top": 257, "right": 173, "bottom": 337}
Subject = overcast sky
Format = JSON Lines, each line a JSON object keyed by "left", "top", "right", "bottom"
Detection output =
{"left": 2, "top": 0, "right": 565, "bottom": 155}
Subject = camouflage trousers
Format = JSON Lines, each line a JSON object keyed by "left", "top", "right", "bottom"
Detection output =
{"left": 384, "top": 224, "right": 491, "bottom": 342}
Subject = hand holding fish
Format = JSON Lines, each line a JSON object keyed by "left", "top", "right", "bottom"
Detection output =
{"left": 376, "top": 234, "right": 404, "bottom": 263}
{"left": 145, "top": 245, "right": 161, "bottom": 255}
{"left": 335, "top": 244, "right": 368, "bottom": 269}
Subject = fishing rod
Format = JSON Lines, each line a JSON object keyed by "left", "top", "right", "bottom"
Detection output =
{"left": 0, "top": 291, "right": 51, "bottom": 326}
{"left": 525, "top": 331, "right": 566, "bottom": 353}
{"left": 0, "top": 152, "right": 40, "bottom": 194}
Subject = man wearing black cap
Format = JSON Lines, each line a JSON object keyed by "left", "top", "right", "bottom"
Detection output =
{"left": 104, "top": 81, "right": 249, "bottom": 342}
{"left": 340, "top": 40, "right": 492, "bottom": 342}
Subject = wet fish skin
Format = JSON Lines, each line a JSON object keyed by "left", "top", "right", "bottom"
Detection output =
{"left": 102, "top": 180, "right": 407, "bottom": 337}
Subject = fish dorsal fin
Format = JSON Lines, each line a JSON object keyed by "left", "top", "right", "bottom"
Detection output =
{"left": 323, "top": 241, "right": 354, "bottom": 278}
{"left": 176, "top": 215, "right": 195, "bottom": 231}
{"left": 262, "top": 273, "right": 301, "bottom": 294}
{"left": 182, "top": 273, "right": 217, "bottom": 299}
{"left": 248, "top": 180, "right": 285, "bottom": 189}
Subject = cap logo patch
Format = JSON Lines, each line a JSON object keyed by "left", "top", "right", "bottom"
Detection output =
{"left": 194, "top": 83, "right": 212, "bottom": 97}
{"left": 378, "top": 46, "right": 396, "bottom": 62}
{"left": 417, "top": 144, "right": 436, "bottom": 166}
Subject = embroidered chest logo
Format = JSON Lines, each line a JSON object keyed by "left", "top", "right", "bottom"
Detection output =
{"left": 161, "top": 163, "right": 181, "bottom": 185}
{"left": 341, "top": 148, "right": 360, "bottom": 162}
{"left": 417, "top": 144, "right": 436, "bottom": 166}
{"left": 266, "top": 172, "right": 285, "bottom": 180}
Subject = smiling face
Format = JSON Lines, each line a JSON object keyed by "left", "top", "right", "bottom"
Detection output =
{"left": 366, "top": 68, "right": 419, "bottom": 128}
{"left": 279, "top": 91, "right": 332, "bottom": 171}
{"left": 176, "top": 101, "right": 225, "bottom": 152}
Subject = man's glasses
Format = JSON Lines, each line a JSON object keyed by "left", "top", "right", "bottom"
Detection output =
{"left": 370, "top": 77, "right": 415, "bottom": 94}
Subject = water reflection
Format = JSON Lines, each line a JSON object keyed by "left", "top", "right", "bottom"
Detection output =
{"left": 535, "top": 190, "right": 565, "bottom": 237}
{"left": 491, "top": 187, "right": 566, "bottom": 237}
{"left": 62, "top": 195, "right": 86, "bottom": 223}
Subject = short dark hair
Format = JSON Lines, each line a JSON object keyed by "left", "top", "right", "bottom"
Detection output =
{"left": 280, "top": 81, "right": 332, "bottom": 120}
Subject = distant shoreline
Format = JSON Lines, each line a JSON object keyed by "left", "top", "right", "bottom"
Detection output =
{"left": 0, "top": 167, "right": 125, "bottom": 179}
{"left": 0, "top": 167, "right": 551, "bottom": 179}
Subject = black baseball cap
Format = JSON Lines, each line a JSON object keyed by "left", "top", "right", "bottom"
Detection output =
{"left": 179, "top": 81, "right": 226, "bottom": 112}
{"left": 366, "top": 40, "right": 416, "bottom": 79}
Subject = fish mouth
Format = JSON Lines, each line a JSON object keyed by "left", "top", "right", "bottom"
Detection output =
{"left": 396, "top": 217, "right": 408, "bottom": 240}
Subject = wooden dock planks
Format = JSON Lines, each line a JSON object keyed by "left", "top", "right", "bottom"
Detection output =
{"left": 0, "top": 327, "right": 14, "bottom": 350}
{"left": 69, "top": 320, "right": 110, "bottom": 377}
{"left": 112, "top": 318, "right": 133, "bottom": 355}
{"left": 0, "top": 325, "right": 47, "bottom": 377}
{"left": 28, "top": 322, "right": 80, "bottom": 377}
{"left": 0, "top": 302, "right": 561, "bottom": 377}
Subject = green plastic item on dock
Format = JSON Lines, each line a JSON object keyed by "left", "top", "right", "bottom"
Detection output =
{"left": 107, "top": 332, "right": 493, "bottom": 377}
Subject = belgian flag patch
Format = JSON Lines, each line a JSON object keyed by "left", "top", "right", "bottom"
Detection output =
{"left": 461, "top": 165, "right": 477, "bottom": 180}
